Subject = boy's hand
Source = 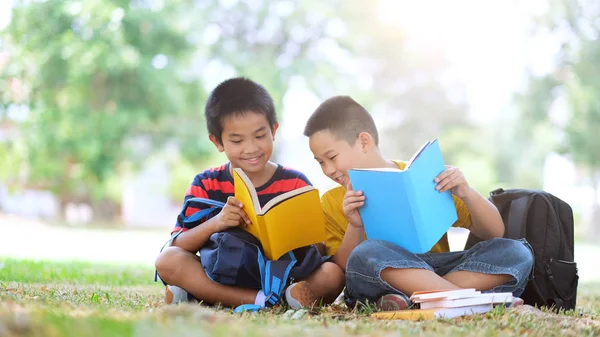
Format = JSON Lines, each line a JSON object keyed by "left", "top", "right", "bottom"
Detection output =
{"left": 213, "top": 196, "right": 251, "bottom": 232}
{"left": 343, "top": 183, "right": 365, "bottom": 228}
{"left": 434, "top": 165, "right": 471, "bottom": 199}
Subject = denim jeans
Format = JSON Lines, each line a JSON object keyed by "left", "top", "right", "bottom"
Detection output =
{"left": 344, "top": 238, "right": 534, "bottom": 307}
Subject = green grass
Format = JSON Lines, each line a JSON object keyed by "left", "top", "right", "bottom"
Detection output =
{"left": 1, "top": 258, "right": 599, "bottom": 337}
{"left": 0, "top": 258, "right": 155, "bottom": 286}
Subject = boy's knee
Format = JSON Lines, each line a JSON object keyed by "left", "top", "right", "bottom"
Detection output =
{"left": 491, "top": 238, "right": 533, "bottom": 260}
{"left": 488, "top": 238, "right": 535, "bottom": 274}
{"left": 155, "top": 246, "right": 187, "bottom": 283}
{"left": 512, "top": 239, "right": 535, "bottom": 273}
{"left": 347, "top": 240, "right": 408, "bottom": 274}
{"left": 321, "top": 261, "right": 345, "bottom": 288}
{"left": 347, "top": 240, "right": 378, "bottom": 273}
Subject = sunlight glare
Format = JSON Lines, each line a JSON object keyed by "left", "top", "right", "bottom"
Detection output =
{"left": 378, "top": 0, "right": 535, "bottom": 123}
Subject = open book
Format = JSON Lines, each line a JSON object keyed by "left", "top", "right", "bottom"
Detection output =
{"left": 347, "top": 139, "right": 458, "bottom": 254}
{"left": 233, "top": 168, "right": 326, "bottom": 260}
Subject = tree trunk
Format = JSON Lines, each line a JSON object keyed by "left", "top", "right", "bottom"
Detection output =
{"left": 58, "top": 191, "right": 71, "bottom": 222}
{"left": 90, "top": 198, "right": 121, "bottom": 225}
{"left": 590, "top": 170, "right": 600, "bottom": 241}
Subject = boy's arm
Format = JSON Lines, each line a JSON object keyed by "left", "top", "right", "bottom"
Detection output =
{"left": 435, "top": 166, "right": 504, "bottom": 240}
{"left": 460, "top": 187, "right": 505, "bottom": 240}
{"left": 171, "top": 197, "right": 251, "bottom": 253}
{"left": 331, "top": 185, "right": 367, "bottom": 271}
{"left": 170, "top": 216, "right": 220, "bottom": 253}
{"left": 332, "top": 224, "right": 366, "bottom": 271}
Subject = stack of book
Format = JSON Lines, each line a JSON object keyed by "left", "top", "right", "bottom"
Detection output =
{"left": 371, "top": 289, "right": 516, "bottom": 320}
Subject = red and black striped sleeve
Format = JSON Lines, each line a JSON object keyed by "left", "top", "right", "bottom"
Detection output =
{"left": 170, "top": 165, "right": 233, "bottom": 235}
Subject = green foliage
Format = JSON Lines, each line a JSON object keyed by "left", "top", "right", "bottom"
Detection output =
{"left": 334, "top": 1, "right": 472, "bottom": 159}
{"left": 1, "top": 0, "right": 207, "bottom": 207}
{"left": 1, "top": 0, "right": 470, "bottom": 221}
{"left": 519, "top": 0, "right": 600, "bottom": 176}
{"left": 517, "top": 0, "right": 600, "bottom": 235}
{"left": 565, "top": 51, "right": 600, "bottom": 170}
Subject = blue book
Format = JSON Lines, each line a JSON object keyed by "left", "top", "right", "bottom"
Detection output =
{"left": 348, "top": 139, "right": 458, "bottom": 254}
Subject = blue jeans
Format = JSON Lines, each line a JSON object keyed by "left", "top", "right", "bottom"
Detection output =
{"left": 344, "top": 238, "right": 534, "bottom": 307}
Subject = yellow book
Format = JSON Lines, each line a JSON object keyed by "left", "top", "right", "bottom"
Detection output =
{"left": 233, "top": 168, "right": 326, "bottom": 260}
{"left": 370, "top": 304, "right": 493, "bottom": 321}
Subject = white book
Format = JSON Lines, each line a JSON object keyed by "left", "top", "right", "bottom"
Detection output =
{"left": 371, "top": 303, "right": 493, "bottom": 320}
{"left": 410, "top": 288, "right": 479, "bottom": 303}
{"left": 432, "top": 304, "right": 494, "bottom": 318}
{"left": 419, "top": 292, "right": 515, "bottom": 310}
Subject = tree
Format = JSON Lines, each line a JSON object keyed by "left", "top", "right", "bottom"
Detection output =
{"left": 330, "top": 1, "right": 473, "bottom": 164}
{"left": 1, "top": 0, "right": 470, "bottom": 222}
{"left": 518, "top": 0, "right": 600, "bottom": 237}
{"left": 1, "top": 0, "right": 205, "bottom": 218}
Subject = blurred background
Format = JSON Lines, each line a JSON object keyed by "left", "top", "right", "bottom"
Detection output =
{"left": 0, "top": 0, "right": 599, "bottom": 282}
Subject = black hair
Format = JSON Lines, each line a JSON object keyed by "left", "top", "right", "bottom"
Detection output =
{"left": 303, "top": 95, "right": 378, "bottom": 145}
{"left": 205, "top": 77, "right": 277, "bottom": 143}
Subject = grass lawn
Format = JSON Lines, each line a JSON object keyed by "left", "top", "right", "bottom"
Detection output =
{"left": 1, "top": 258, "right": 599, "bottom": 337}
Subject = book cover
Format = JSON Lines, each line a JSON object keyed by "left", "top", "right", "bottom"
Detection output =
{"left": 233, "top": 168, "right": 326, "bottom": 260}
{"left": 370, "top": 304, "right": 493, "bottom": 320}
{"left": 347, "top": 139, "right": 458, "bottom": 254}
{"left": 410, "top": 288, "right": 479, "bottom": 302}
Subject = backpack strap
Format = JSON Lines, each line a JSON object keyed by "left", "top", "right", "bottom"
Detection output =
{"left": 261, "top": 251, "right": 298, "bottom": 306}
{"left": 179, "top": 198, "right": 226, "bottom": 225}
{"left": 156, "top": 196, "right": 298, "bottom": 311}
{"left": 154, "top": 198, "right": 225, "bottom": 282}
{"left": 506, "top": 196, "right": 533, "bottom": 239}
{"left": 234, "top": 250, "right": 298, "bottom": 312}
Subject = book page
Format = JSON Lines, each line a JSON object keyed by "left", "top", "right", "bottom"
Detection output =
{"left": 233, "top": 168, "right": 261, "bottom": 214}
{"left": 419, "top": 293, "right": 514, "bottom": 310}
{"left": 260, "top": 185, "right": 315, "bottom": 214}
{"left": 350, "top": 167, "right": 403, "bottom": 172}
{"left": 233, "top": 168, "right": 261, "bottom": 239}
{"left": 405, "top": 139, "right": 434, "bottom": 170}
{"left": 434, "top": 304, "right": 493, "bottom": 319}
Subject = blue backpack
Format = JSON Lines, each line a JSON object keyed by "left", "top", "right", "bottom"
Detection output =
{"left": 157, "top": 197, "right": 329, "bottom": 312}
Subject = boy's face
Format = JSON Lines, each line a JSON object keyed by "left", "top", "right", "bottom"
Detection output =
{"left": 210, "top": 111, "right": 278, "bottom": 175}
{"left": 309, "top": 130, "right": 367, "bottom": 188}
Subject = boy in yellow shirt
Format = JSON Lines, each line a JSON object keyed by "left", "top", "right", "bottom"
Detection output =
{"left": 303, "top": 96, "right": 534, "bottom": 310}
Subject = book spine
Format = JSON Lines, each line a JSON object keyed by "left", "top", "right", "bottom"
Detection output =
{"left": 371, "top": 309, "right": 436, "bottom": 320}
{"left": 403, "top": 169, "right": 421, "bottom": 250}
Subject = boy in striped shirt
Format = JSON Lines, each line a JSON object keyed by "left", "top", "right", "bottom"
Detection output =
{"left": 155, "top": 78, "right": 344, "bottom": 309}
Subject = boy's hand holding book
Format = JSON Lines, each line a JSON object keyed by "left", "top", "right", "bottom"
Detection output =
{"left": 343, "top": 183, "right": 365, "bottom": 228}
{"left": 213, "top": 196, "right": 251, "bottom": 232}
{"left": 232, "top": 168, "right": 326, "bottom": 260}
{"left": 434, "top": 165, "right": 471, "bottom": 200}
{"left": 347, "top": 139, "right": 459, "bottom": 254}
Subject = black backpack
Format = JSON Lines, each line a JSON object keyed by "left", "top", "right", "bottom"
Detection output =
{"left": 464, "top": 188, "right": 579, "bottom": 311}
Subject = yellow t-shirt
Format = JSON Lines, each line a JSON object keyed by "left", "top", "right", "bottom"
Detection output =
{"left": 321, "top": 160, "right": 472, "bottom": 256}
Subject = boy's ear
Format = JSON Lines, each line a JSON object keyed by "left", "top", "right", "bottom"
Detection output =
{"left": 358, "top": 132, "right": 375, "bottom": 153}
{"left": 271, "top": 122, "right": 279, "bottom": 140}
{"left": 209, "top": 134, "right": 225, "bottom": 152}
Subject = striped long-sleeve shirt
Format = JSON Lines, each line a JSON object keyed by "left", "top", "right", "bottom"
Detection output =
{"left": 171, "top": 163, "right": 311, "bottom": 234}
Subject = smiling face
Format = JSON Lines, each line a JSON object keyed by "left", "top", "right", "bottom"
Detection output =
{"left": 210, "top": 111, "right": 278, "bottom": 176}
{"left": 308, "top": 129, "right": 372, "bottom": 188}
